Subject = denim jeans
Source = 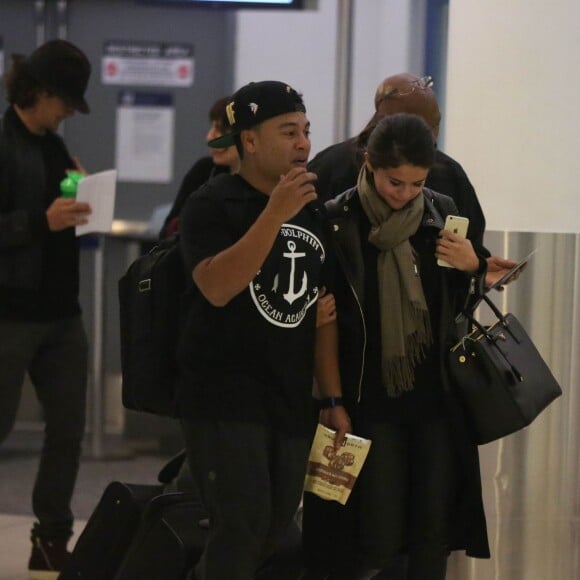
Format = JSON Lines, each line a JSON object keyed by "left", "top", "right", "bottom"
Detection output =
{"left": 0, "top": 316, "right": 88, "bottom": 540}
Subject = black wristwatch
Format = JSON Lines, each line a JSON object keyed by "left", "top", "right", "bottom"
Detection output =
{"left": 318, "top": 396, "right": 344, "bottom": 409}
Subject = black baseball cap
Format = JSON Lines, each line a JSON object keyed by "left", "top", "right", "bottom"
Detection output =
{"left": 25, "top": 40, "right": 91, "bottom": 114}
{"left": 208, "top": 80, "right": 306, "bottom": 148}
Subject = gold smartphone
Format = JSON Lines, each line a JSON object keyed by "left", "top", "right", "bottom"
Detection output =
{"left": 437, "top": 215, "right": 469, "bottom": 268}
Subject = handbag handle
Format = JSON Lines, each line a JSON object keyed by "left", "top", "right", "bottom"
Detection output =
{"left": 461, "top": 295, "right": 525, "bottom": 382}
{"left": 480, "top": 293, "right": 506, "bottom": 322}
{"left": 463, "top": 293, "right": 507, "bottom": 329}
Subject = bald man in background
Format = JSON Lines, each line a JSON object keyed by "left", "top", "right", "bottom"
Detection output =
{"left": 308, "top": 72, "right": 517, "bottom": 282}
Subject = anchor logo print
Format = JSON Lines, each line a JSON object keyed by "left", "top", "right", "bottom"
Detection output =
{"left": 250, "top": 224, "right": 325, "bottom": 328}
{"left": 282, "top": 241, "right": 308, "bottom": 305}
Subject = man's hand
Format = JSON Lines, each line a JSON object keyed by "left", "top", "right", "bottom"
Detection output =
{"left": 319, "top": 406, "right": 352, "bottom": 449}
{"left": 46, "top": 197, "right": 91, "bottom": 231}
{"left": 265, "top": 167, "right": 318, "bottom": 224}
{"left": 485, "top": 256, "right": 520, "bottom": 290}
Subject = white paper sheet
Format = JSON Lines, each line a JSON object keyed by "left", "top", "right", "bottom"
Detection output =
{"left": 75, "top": 169, "right": 117, "bottom": 235}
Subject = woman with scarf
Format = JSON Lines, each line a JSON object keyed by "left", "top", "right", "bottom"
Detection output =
{"left": 301, "top": 113, "right": 490, "bottom": 580}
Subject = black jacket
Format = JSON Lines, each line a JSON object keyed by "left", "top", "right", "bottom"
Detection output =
{"left": 0, "top": 106, "right": 72, "bottom": 291}
{"left": 325, "top": 186, "right": 486, "bottom": 403}
{"left": 324, "top": 187, "right": 491, "bottom": 558}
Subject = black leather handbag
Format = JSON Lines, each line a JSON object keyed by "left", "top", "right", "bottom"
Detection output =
{"left": 447, "top": 294, "right": 562, "bottom": 444}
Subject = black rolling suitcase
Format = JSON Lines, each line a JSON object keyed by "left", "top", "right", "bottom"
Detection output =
{"left": 111, "top": 491, "right": 303, "bottom": 580}
{"left": 113, "top": 492, "right": 208, "bottom": 580}
{"left": 58, "top": 481, "right": 165, "bottom": 580}
{"left": 60, "top": 448, "right": 302, "bottom": 580}
{"left": 59, "top": 481, "right": 208, "bottom": 580}
{"left": 59, "top": 450, "right": 207, "bottom": 580}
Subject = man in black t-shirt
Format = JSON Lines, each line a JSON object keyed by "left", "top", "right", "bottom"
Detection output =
{"left": 0, "top": 40, "right": 92, "bottom": 578}
{"left": 178, "top": 81, "right": 348, "bottom": 580}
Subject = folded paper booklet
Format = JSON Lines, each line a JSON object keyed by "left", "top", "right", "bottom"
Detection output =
{"left": 304, "top": 423, "right": 372, "bottom": 505}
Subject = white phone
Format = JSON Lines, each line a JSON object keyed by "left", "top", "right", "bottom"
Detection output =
{"left": 437, "top": 215, "right": 469, "bottom": 268}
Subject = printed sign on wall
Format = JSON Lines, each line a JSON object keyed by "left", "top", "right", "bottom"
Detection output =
{"left": 115, "top": 91, "right": 174, "bottom": 183}
{"left": 102, "top": 41, "right": 194, "bottom": 87}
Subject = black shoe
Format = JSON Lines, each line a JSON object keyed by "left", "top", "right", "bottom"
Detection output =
{"left": 28, "top": 536, "right": 71, "bottom": 580}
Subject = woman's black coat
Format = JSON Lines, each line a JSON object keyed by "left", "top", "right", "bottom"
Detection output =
{"left": 305, "top": 187, "right": 491, "bottom": 566}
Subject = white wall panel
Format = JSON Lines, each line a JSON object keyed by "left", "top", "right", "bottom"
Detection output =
{"left": 233, "top": 0, "right": 338, "bottom": 157}
{"left": 446, "top": 0, "right": 580, "bottom": 233}
{"left": 350, "top": 0, "right": 424, "bottom": 136}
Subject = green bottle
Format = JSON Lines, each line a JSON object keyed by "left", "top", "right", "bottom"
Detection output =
{"left": 60, "top": 171, "right": 85, "bottom": 198}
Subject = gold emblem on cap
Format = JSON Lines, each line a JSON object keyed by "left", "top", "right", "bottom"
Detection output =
{"left": 249, "top": 102, "right": 259, "bottom": 115}
{"left": 226, "top": 101, "right": 236, "bottom": 125}
{"left": 286, "top": 85, "right": 291, "bottom": 93}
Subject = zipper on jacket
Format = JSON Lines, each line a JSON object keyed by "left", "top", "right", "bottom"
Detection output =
{"left": 469, "top": 275, "right": 476, "bottom": 294}
{"left": 347, "top": 279, "right": 367, "bottom": 404}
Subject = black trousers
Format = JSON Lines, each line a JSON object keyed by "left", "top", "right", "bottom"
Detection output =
{"left": 181, "top": 418, "right": 310, "bottom": 580}
{"left": 303, "top": 416, "right": 458, "bottom": 580}
{"left": 0, "top": 316, "right": 88, "bottom": 540}
{"left": 359, "top": 416, "right": 458, "bottom": 580}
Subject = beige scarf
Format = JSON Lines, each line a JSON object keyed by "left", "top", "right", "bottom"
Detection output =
{"left": 357, "top": 166, "right": 432, "bottom": 397}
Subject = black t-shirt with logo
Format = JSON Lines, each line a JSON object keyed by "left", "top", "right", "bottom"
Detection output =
{"left": 178, "top": 173, "right": 328, "bottom": 435}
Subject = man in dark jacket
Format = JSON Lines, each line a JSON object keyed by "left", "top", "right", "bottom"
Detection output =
{"left": 0, "top": 39, "right": 92, "bottom": 579}
{"left": 308, "top": 73, "right": 517, "bottom": 288}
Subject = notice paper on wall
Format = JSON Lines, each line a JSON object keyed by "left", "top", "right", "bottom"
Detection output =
{"left": 115, "top": 91, "right": 174, "bottom": 183}
{"left": 76, "top": 169, "right": 117, "bottom": 236}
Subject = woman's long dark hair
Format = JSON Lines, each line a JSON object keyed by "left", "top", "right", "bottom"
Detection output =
{"left": 366, "top": 113, "right": 436, "bottom": 170}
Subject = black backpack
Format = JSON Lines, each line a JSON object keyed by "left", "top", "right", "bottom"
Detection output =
{"left": 118, "top": 235, "right": 190, "bottom": 417}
